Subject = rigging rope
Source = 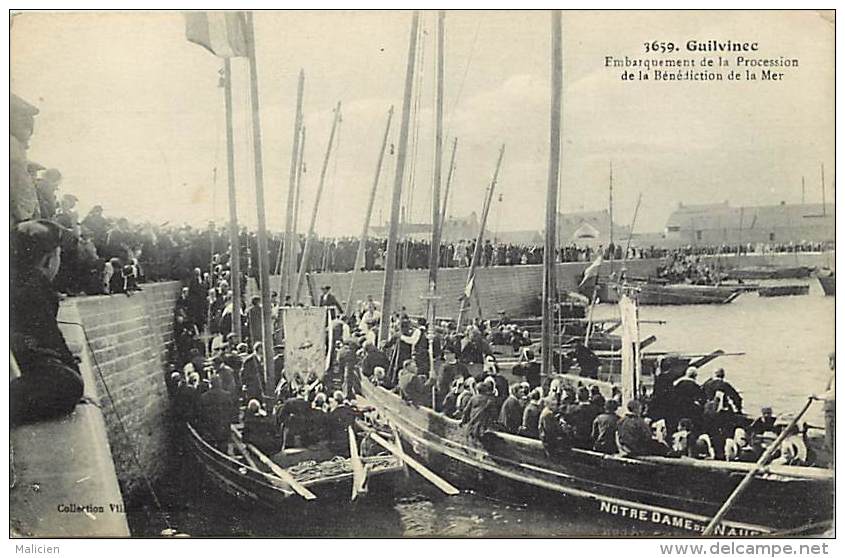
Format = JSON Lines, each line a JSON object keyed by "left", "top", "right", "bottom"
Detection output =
{"left": 58, "top": 320, "right": 177, "bottom": 535}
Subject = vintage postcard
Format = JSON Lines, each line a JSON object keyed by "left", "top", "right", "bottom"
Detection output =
{"left": 8, "top": 8, "right": 835, "bottom": 543}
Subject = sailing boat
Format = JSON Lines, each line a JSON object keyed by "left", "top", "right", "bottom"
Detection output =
{"left": 182, "top": 11, "right": 405, "bottom": 508}
{"left": 360, "top": 11, "right": 833, "bottom": 536}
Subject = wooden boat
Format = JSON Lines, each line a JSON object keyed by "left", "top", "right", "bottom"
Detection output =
{"left": 757, "top": 285, "right": 810, "bottom": 297}
{"left": 360, "top": 377, "right": 833, "bottom": 535}
{"left": 633, "top": 284, "right": 742, "bottom": 306}
{"left": 726, "top": 265, "right": 813, "bottom": 281}
{"left": 817, "top": 270, "right": 835, "bottom": 296}
{"left": 185, "top": 422, "right": 405, "bottom": 508}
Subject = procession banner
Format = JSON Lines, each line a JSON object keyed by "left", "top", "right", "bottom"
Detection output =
{"left": 282, "top": 306, "right": 328, "bottom": 385}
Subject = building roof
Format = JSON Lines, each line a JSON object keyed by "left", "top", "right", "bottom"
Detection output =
{"left": 665, "top": 202, "right": 834, "bottom": 231}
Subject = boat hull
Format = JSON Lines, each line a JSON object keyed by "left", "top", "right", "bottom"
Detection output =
{"left": 185, "top": 423, "right": 405, "bottom": 510}
{"left": 635, "top": 285, "right": 742, "bottom": 305}
{"left": 817, "top": 274, "right": 835, "bottom": 296}
{"left": 727, "top": 266, "right": 813, "bottom": 280}
{"left": 758, "top": 285, "right": 810, "bottom": 297}
{"left": 361, "top": 378, "right": 833, "bottom": 536}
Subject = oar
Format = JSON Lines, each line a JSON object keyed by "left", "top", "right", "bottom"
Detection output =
{"left": 233, "top": 427, "right": 316, "bottom": 500}
{"left": 639, "top": 335, "right": 657, "bottom": 350}
{"left": 689, "top": 349, "right": 726, "bottom": 368}
{"left": 229, "top": 429, "right": 259, "bottom": 470}
{"left": 368, "top": 430, "right": 460, "bottom": 496}
{"left": 348, "top": 426, "right": 368, "bottom": 501}
{"left": 702, "top": 396, "right": 816, "bottom": 536}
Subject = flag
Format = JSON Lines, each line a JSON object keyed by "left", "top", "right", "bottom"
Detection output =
{"left": 578, "top": 254, "right": 603, "bottom": 288}
{"left": 463, "top": 274, "right": 475, "bottom": 299}
{"left": 184, "top": 11, "right": 248, "bottom": 58}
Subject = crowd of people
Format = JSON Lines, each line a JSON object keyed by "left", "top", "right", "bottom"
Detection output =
{"left": 12, "top": 166, "right": 834, "bottom": 296}
{"left": 161, "top": 266, "right": 826, "bottom": 471}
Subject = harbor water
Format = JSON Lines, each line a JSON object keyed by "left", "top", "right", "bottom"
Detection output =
{"left": 143, "top": 279, "right": 833, "bottom": 537}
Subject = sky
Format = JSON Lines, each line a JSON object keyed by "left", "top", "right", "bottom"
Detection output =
{"left": 10, "top": 10, "right": 835, "bottom": 236}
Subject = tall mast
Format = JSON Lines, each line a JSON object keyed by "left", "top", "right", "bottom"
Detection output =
{"left": 291, "top": 125, "right": 306, "bottom": 270}
{"left": 542, "top": 10, "right": 562, "bottom": 377}
{"left": 439, "top": 137, "right": 458, "bottom": 226}
{"left": 345, "top": 106, "right": 394, "bottom": 315}
{"left": 427, "top": 10, "right": 446, "bottom": 325}
{"left": 295, "top": 101, "right": 342, "bottom": 304}
{"left": 821, "top": 162, "right": 826, "bottom": 215}
{"left": 456, "top": 144, "right": 505, "bottom": 328}
{"left": 801, "top": 175, "right": 805, "bottom": 205}
{"left": 379, "top": 11, "right": 420, "bottom": 343}
{"left": 608, "top": 161, "right": 614, "bottom": 274}
{"left": 281, "top": 70, "right": 305, "bottom": 300}
{"left": 243, "top": 11, "right": 276, "bottom": 384}
{"left": 222, "top": 57, "right": 242, "bottom": 342}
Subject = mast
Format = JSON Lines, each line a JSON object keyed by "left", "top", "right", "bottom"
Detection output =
{"left": 608, "top": 161, "right": 614, "bottom": 274}
{"left": 542, "top": 10, "right": 562, "bottom": 377}
{"left": 427, "top": 10, "right": 446, "bottom": 325}
{"left": 291, "top": 125, "right": 306, "bottom": 279}
{"left": 623, "top": 193, "right": 642, "bottom": 262}
{"left": 379, "top": 11, "right": 420, "bottom": 343}
{"left": 821, "top": 162, "right": 826, "bottom": 215}
{"left": 294, "top": 102, "right": 342, "bottom": 304}
{"left": 345, "top": 106, "right": 394, "bottom": 315}
{"left": 222, "top": 57, "right": 242, "bottom": 341}
{"left": 456, "top": 144, "right": 505, "bottom": 328}
{"left": 281, "top": 70, "right": 305, "bottom": 299}
{"left": 801, "top": 175, "right": 805, "bottom": 205}
{"left": 439, "top": 137, "right": 458, "bottom": 226}
{"left": 243, "top": 11, "right": 276, "bottom": 384}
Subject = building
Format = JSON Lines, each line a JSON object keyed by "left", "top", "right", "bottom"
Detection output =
{"left": 369, "top": 212, "right": 489, "bottom": 242}
{"left": 492, "top": 209, "right": 631, "bottom": 247}
{"left": 663, "top": 201, "right": 834, "bottom": 246}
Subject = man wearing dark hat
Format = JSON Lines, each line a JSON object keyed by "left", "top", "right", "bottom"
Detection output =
{"left": 10, "top": 219, "right": 84, "bottom": 423}
{"left": 319, "top": 285, "right": 343, "bottom": 315}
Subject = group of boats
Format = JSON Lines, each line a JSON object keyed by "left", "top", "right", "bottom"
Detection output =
{"left": 590, "top": 264, "right": 833, "bottom": 305}
{"left": 180, "top": 11, "right": 833, "bottom": 537}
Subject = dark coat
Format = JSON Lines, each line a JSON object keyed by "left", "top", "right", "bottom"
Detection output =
{"left": 461, "top": 393, "right": 498, "bottom": 440}
{"left": 499, "top": 395, "right": 524, "bottom": 434}
{"left": 591, "top": 412, "right": 619, "bottom": 453}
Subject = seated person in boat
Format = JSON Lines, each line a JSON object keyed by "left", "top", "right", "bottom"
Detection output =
{"left": 692, "top": 433, "right": 716, "bottom": 460}
{"left": 670, "top": 418, "right": 694, "bottom": 457}
{"left": 460, "top": 326, "right": 493, "bottom": 365}
{"left": 749, "top": 406, "right": 777, "bottom": 436}
{"left": 197, "top": 375, "right": 236, "bottom": 451}
{"left": 360, "top": 341, "right": 391, "bottom": 379}
{"left": 564, "top": 386, "right": 602, "bottom": 447}
{"left": 570, "top": 340, "right": 600, "bottom": 379}
{"left": 511, "top": 349, "right": 541, "bottom": 391}
{"left": 539, "top": 396, "right": 575, "bottom": 452}
{"left": 436, "top": 348, "right": 469, "bottom": 411}
{"left": 461, "top": 381, "right": 500, "bottom": 441}
{"left": 499, "top": 383, "right": 528, "bottom": 434}
{"left": 591, "top": 399, "right": 620, "bottom": 453}
{"left": 243, "top": 398, "right": 283, "bottom": 455}
{"left": 520, "top": 388, "right": 544, "bottom": 439}
{"left": 456, "top": 377, "right": 477, "bottom": 419}
{"left": 483, "top": 356, "right": 510, "bottom": 408}
{"left": 618, "top": 399, "right": 669, "bottom": 456}
{"left": 511, "top": 329, "right": 532, "bottom": 354}
{"left": 397, "top": 358, "right": 435, "bottom": 407}
{"left": 275, "top": 387, "right": 312, "bottom": 447}
{"left": 723, "top": 427, "right": 756, "bottom": 463}
{"left": 327, "top": 391, "right": 359, "bottom": 456}
{"left": 176, "top": 371, "right": 202, "bottom": 425}
{"left": 441, "top": 377, "right": 464, "bottom": 418}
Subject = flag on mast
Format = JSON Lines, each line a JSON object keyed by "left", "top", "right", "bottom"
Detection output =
{"left": 184, "top": 11, "right": 248, "bottom": 58}
{"left": 578, "top": 254, "right": 603, "bottom": 288}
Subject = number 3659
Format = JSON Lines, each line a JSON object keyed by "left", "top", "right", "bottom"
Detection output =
{"left": 644, "top": 41, "right": 677, "bottom": 53}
